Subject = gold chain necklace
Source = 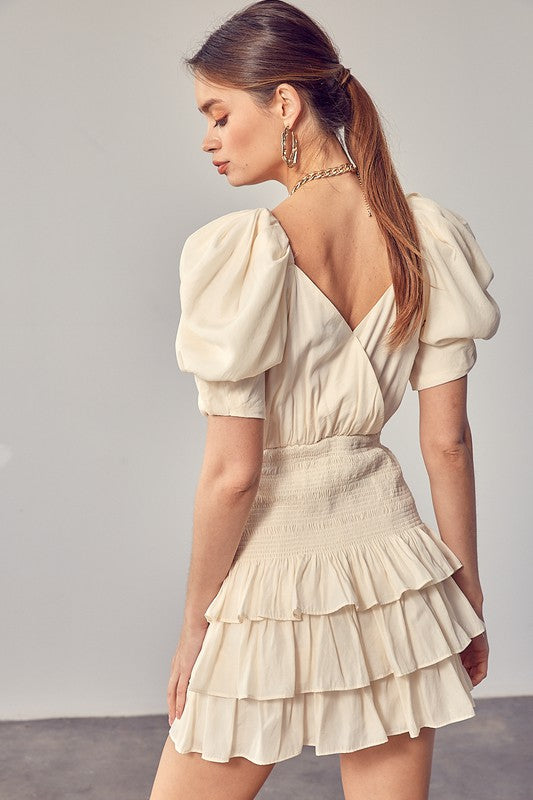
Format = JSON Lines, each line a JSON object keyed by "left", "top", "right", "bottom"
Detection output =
{"left": 289, "top": 162, "right": 373, "bottom": 217}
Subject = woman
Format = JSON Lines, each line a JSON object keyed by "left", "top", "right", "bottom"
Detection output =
{"left": 149, "top": 1, "right": 501, "bottom": 798}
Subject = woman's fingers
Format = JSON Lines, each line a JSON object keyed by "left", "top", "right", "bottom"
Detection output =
{"left": 468, "top": 654, "right": 488, "bottom": 686}
{"left": 471, "top": 661, "right": 488, "bottom": 686}
{"left": 167, "top": 667, "right": 179, "bottom": 725}
{"left": 460, "top": 631, "right": 489, "bottom": 686}
{"left": 176, "top": 672, "right": 190, "bottom": 719}
{"left": 166, "top": 624, "right": 209, "bottom": 726}
{"left": 167, "top": 670, "right": 190, "bottom": 724}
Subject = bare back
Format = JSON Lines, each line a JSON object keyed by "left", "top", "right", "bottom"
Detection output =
{"left": 271, "top": 175, "right": 393, "bottom": 333}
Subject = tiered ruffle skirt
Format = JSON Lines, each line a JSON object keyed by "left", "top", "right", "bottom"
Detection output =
{"left": 169, "top": 433, "right": 485, "bottom": 764}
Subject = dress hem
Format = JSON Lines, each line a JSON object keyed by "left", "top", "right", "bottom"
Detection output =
{"left": 169, "top": 706, "right": 477, "bottom": 765}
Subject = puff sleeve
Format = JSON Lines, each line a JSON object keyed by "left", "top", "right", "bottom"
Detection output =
{"left": 175, "top": 207, "right": 292, "bottom": 417}
{"left": 407, "top": 194, "right": 501, "bottom": 391}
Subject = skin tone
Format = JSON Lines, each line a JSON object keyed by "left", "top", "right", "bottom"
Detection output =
{"left": 196, "top": 73, "right": 353, "bottom": 191}
{"left": 149, "top": 72, "right": 489, "bottom": 800}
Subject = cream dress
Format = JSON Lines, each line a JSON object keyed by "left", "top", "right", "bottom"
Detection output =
{"left": 169, "top": 192, "right": 501, "bottom": 764}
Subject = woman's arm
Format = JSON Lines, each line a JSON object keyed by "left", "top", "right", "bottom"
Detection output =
{"left": 417, "top": 375, "right": 484, "bottom": 618}
{"left": 181, "top": 414, "right": 265, "bottom": 630}
{"left": 168, "top": 415, "right": 265, "bottom": 723}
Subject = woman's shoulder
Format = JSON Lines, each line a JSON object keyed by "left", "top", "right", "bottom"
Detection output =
{"left": 406, "top": 191, "right": 501, "bottom": 390}
{"left": 182, "top": 206, "right": 289, "bottom": 254}
{"left": 178, "top": 205, "right": 293, "bottom": 298}
{"left": 405, "top": 191, "right": 500, "bottom": 302}
{"left": 406, "top": 191, "right": 477, "bottom": 244}
{"left": 176, "top": 207, "right": 293, "bottom": 383}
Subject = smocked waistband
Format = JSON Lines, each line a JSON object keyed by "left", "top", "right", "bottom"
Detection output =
{"left": 263, "top": 433, "right": 381, "bottom": 460}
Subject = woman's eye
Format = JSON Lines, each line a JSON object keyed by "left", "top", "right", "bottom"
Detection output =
{"left": 214, "top": 116, "right": 227, "bottom": 128}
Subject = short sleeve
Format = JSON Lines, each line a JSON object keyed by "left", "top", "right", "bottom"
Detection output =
{"left": 406, "top": 194, "right": 501, "bottom": 391}
{"left": 175, "top": 207, "right": 292, "bottom": 417}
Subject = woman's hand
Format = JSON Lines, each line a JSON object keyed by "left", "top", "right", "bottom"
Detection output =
{"left": 167, "top": 620, "right": 209, "bottom": 725}
{"left": 460, "top": 629, "right": 489, "bottom": 687}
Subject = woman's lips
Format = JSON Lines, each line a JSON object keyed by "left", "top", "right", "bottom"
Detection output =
{"left": 216, "top": 162, "right": 229, "bottom": 174}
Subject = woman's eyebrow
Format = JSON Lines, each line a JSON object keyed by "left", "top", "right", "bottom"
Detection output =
{"left": 198, "top": 98, "right": 225, "bottom": 114}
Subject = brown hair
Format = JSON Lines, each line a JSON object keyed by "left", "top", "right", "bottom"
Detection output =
{"left": 183, "top": 0, "right": 426, "bottom": 350}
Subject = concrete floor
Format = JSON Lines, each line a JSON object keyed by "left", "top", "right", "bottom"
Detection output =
{"left": 1, "top": 697, "right": 531, "bottom": 800}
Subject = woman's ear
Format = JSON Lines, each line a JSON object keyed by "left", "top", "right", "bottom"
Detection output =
{"left": 274, "top": 82, "right": 303, "bottom": 128}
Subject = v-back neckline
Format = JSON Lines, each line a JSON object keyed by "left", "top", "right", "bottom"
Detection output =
{"left": 266, "top": 208, "right": 395, "bottom": 336}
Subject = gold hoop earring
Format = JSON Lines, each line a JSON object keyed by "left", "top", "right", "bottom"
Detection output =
{"left": 281, "top": 125, "right": 298, "bottom": 168}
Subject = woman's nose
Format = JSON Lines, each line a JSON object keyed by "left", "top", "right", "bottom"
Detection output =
{"left": 202, "top": 132, "right": 219, "bottom": 153}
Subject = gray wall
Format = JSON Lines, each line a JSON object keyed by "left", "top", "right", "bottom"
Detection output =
{"left": 1, "top": 0, "right": 530, "bottom": 720}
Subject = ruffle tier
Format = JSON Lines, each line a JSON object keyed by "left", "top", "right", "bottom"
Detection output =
{"left": 202, "top": 523, "right": 466, "bottom": 623}
{"left": 187, "top": 577, "right": 485, "bottom": 699}
{"left": 170, "top": 654, "right": 477, "bottom": 765}
{"left": 169, "top": 524, "right": 485, "bottom": 764}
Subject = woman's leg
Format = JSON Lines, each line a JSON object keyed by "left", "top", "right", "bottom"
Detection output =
{"left": 148, "top": 736, "right": 276, "bottom": 800}
{"left": 339, "top": 728, "right": 436, "bottom": 800}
